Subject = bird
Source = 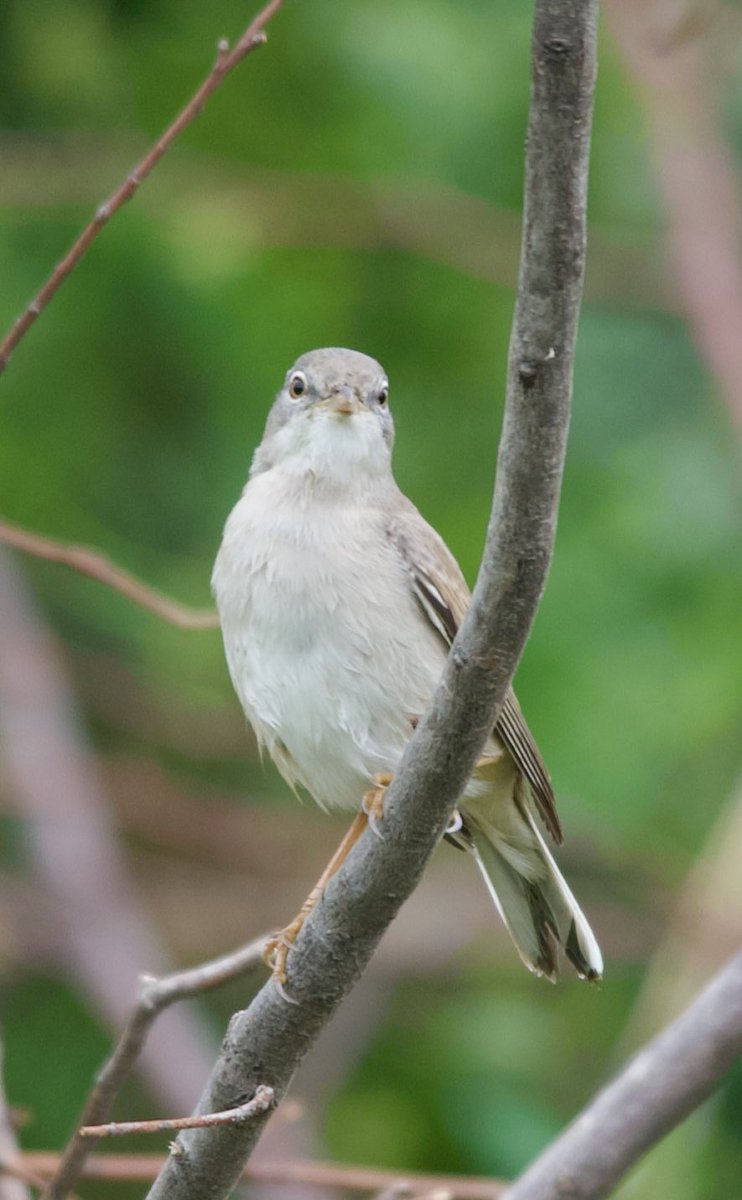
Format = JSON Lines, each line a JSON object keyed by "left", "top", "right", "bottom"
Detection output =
{"left": 212, "top": 347, "right": 603, "bottom": 989}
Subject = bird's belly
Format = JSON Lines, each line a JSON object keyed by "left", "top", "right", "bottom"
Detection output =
{"left": 215, "top": 519, "right": 446, "bottom": 811}
{"left": 242, "top": 647, "right": 404, "bottom": 809}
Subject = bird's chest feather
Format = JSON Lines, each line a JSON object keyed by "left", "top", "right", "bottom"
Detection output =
{"left": 212, "top": 469, "right": 445, "bottom": 807}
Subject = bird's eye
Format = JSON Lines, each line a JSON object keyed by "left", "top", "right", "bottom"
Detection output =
{"left": 288, "top": 372, "right": 307, "bottom": 399}
{"left": 378, "top": 384, "right": 389, "bottom": 407}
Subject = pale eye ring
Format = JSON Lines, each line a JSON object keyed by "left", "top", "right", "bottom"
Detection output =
{"left": 378, "top": 383, "right": 389, "bottom": 407}
{"left": 288, "top": 371, "right": 307, "bottom": 400}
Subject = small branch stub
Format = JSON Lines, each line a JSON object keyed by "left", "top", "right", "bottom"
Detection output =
{"left": 544, "top": 34, "right": 571, "bottom": 55}
{"left": 79, "top": 1088, "right": 275, "bottom": 1139}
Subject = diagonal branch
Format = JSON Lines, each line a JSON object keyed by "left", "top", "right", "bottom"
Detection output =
{"left": 144, "top": 3, "right": 598, "bottom": 1199}
{"left": 502, "top": 951, "right": 742, "bottom": 1200}
{"left": 0, "top": 0, "right": 285, "bottom": 376}
{"left": 0, "top": 519, "right": 217, "bottom": 629}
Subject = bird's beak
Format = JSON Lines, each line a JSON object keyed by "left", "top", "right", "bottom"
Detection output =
{"left": 321, "top": 390, "right": 364, "bottom": 416}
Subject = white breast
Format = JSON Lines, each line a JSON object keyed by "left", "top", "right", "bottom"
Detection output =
{"left": 212, "top": 465, "right": 447, "bottom": 810}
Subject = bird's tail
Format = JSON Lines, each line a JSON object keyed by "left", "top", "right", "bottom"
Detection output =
{"left": 463, "top": 794, "right": 603, "bottom": 982}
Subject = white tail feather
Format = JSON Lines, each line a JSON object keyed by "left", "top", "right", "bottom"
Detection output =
{"left": 465, "top": 810, "right": 603, "bottom": 982}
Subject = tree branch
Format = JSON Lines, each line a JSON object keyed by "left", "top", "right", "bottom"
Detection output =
{"left": 16, "top": 1153, "right": 506, "bottom": 1199}
{"left": 0, "top": 519, "right": 217, "bottom": 629}
{"left": 40, "top": 937, "right": 268, "bottom": 1200}
{"left": 144, "top": 3, "right": 598, "bottom": 1199}
{"left": 0, "top": 0, "right": 285, "bottom": 375}
{"left": 80, "top": 1087, "right": 275, "bottom": 1139}
{"left": 502, "top": 952, "right": 742, "bottom": 1200}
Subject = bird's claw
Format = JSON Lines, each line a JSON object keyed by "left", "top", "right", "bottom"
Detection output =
{"left": 362, "top": 772, "right": 392, "bottom": 840}
{"left": 263, "top": 932, "right": 300, "bottom": 1003}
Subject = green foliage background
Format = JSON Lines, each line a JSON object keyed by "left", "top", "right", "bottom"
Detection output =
{"left": 0, "top": 2, "right": 740, "bottom": 1197}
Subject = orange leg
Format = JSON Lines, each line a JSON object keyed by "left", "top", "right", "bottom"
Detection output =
{"left": 265, "top": 755, "right": 500, "bottom": 992}
{"left": 265, "top": 809, "right": 369, "bottom": 989}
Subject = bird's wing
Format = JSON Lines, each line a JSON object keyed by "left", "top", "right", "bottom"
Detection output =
{"left": 386, "top": 493, "right": 562, "bottom": 844}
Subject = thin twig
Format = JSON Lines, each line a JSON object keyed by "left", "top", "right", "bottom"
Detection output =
{"left": 40, "top": 936, "right": 268, "bottom": 1200}
{"left": 0, "top": 0, "right": 285, "bottom": 374}
{"left": 80, "top": 1087, "right": 274, "bottom": 1138}
{"left": 0, "top": 519, "right": 217, "bottom": 629}
{"left": 145, "top": 4, "right": 599, "bottom": 1199}
{"left": 17, "top": 1154, "right": 506, "bottom": 1199}
{"left": 502, "top": 952, "right": 742, "bottom": 1200}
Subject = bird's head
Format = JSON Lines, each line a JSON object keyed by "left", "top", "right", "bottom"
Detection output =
{"left": 251, "top": 348, "right": 394, "bottom": 484}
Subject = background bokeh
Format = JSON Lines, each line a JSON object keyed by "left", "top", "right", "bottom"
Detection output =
{"left": 0, "top": 1, "right": 740, "bottom": 1197}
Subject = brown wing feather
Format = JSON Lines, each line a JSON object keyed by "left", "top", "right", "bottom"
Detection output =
{"left": 496, "top": 691, "right": 562, "bottom": 843}
{"left": 386, "top": 494, "right": 563, "bottom": 844}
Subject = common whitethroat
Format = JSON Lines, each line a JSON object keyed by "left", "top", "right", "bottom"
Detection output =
{"left": 212, "top": 347, "right": 603, "bottom": 988}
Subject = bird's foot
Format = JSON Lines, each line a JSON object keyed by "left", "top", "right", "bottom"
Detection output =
{"left": 264, "top": 810, "right": 369, "bottom": 1000}
{"left": 263, "top": 911, "right": 309, "bottom": 1000}
{"left": 362, "top": 772, "right": 393, "bottom": 839}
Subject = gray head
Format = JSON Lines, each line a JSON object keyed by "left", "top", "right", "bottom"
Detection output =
{"left": 252, "top": 347, "right": 395, "bottom": 480}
